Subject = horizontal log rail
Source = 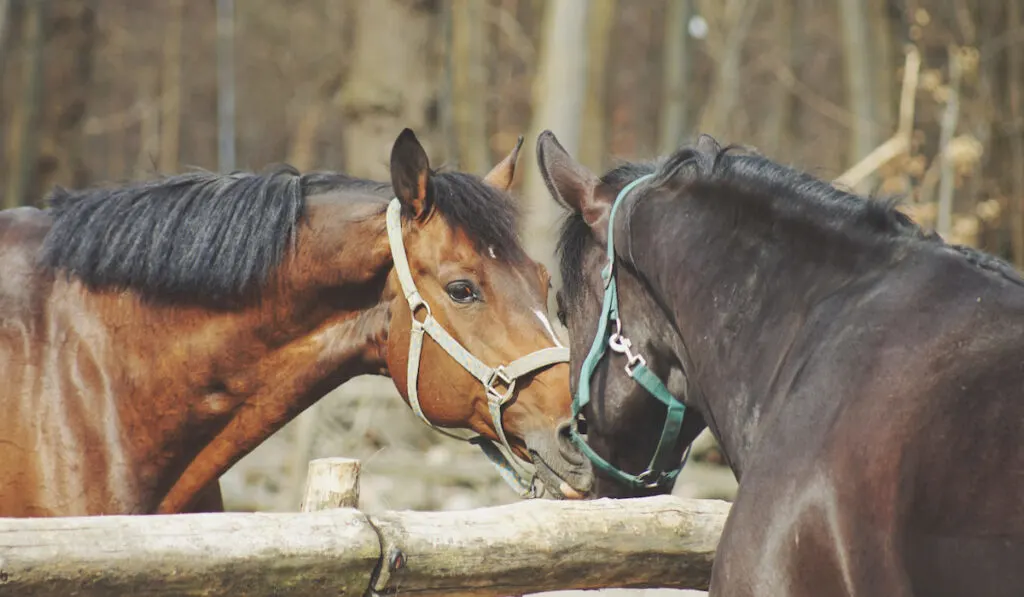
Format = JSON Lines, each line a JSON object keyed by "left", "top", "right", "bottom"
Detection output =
{"left": 0, "top": 459, "right": 732, "bottom": 596}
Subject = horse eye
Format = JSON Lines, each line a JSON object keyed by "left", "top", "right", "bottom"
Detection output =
{"left": 555, "top": 292, "right": 568, "bottom": 326}
{"left": 445, "top": 280, "right": 478, "bottom": 304}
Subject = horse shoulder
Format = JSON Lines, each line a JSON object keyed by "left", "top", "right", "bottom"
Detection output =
{"left": 711, "top": 451, "right": 915, "bottom": 597}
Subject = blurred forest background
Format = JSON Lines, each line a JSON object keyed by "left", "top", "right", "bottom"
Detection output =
{"left": 0, "top": 0, "right": 1019, "bottom": 526}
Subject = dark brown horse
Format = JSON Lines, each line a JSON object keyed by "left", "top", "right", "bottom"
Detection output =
{"left": 538, "top": 130, "right": 1024, "bottom": 596}
{"left": 0, "top": 128, "right": 593, "bottom": 517}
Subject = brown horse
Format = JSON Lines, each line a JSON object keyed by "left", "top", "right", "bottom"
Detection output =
{"left": 539, "top": 130, "right": 1024, "bottom": 596}
{"left": 0, "top": 129, "right": 593, "bottom": 517}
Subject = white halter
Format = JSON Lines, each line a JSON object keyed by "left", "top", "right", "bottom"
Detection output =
{"left": 385, "top": 198, "right": 570, "bottom": 497}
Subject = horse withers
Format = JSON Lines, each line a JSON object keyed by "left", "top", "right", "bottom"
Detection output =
{"left": 537, "top": 130, "right": 1024, "bottom": 596}
{"left": 0, "top": 128, "right": 592, "bottom": 517}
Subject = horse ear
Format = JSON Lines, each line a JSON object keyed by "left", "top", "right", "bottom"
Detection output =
{"left": 482, "top": 135, "right": 524, "bottom": 191}
{"left": 390, "top": 128, "right": 434, "bottom": 220}
{"left": 536, "top": 130, "right": 612, "bottom": 233}
{"left": 695, "top": 133, "right": 722, "bottom": 155}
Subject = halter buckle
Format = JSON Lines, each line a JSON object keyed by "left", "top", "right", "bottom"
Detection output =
{"left": 485, "top": 365, "right": 515, "bottom": 403}
{"left": 608, "top": 320, "right": 646, "bottom": 378}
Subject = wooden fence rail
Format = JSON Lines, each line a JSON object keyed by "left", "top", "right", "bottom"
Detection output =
{"left": 0, "top": 459, "right": 731, "bottom": 597}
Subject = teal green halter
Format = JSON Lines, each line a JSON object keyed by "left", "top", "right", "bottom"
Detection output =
{"left": 569, "top": 173, "right": 690, "bottom": 490}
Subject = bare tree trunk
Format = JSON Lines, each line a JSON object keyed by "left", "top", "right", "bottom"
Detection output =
{"left": 4, "top": 0, "right": 45, "bottom": 208}
{"left": 284, "top": 2, "right": 347, "bottom": 172}
{"left": 698, "top": 0, "right": 764, "bottom": 139}
{"left": 658, "top": 0, "right": 693, "bottom": 155}
{"left": 520, "top": 0, "right": 590, "bottom": 278}
{"left": 287, "top": 104, "right": 326, "bottom": 172}
{"left": 284, "top": 2, "right": 352, "bottom": 174}
{"left": 338, "top": 0, "right": 441, "bottom": 180}
{"left": 763, "top": 0, "right": 793, "bottom": 156}
{"left": 439, "top": 0, "right": 456, "bottom": 165}
{"left": 869, "top": 0, "right": 895, "bottom": 135}
{"left": 936, "top": 46, "right": 963, "bottom": 239}
{"left": 134, "top": 72, "right": 161, "bottom": 178}
{"left": 451, "top": 0, "right": 490, "bottom": 173}
{"left": 216, "top": 0, "right": 236, "bottom": 173}
{"left": 579, "top": 0, "right": 617, "bottom": 170}
{"left": 0, "top": 0, "right": 10, "bottom": 62}
{"left": 159, "top": 0, "right": 184, "bottom": 174}
{"left": 838, "top": 0, "right": 879, "bottom": 192}
{"left": 1008, "top": 0, "right": 1024, "bottom": 267}
{"left": 0, "top": 0, "right": 8, "bottom": 179}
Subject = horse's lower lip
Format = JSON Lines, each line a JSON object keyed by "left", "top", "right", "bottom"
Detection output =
{"left": 527, "top": 445, "right": 593, "bottom": 499}
{"left": 558, "top": 481, "right": 585, "bottom": 499}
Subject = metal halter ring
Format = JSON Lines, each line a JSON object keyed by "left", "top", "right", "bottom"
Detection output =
{"left": 635, "top": 469, "right": 667, "bottom": 489}
{"left": 407, "top": 291, "right": 432, "bottom": 322}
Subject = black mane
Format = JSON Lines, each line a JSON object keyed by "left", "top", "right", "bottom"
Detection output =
{"left": 558, "top": 136, "right": 1023, "bottom": 305}
{"left": 41, "top": 166, "right": 522, "bottom": 306}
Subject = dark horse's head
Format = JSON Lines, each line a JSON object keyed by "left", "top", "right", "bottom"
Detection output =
{"left": 536, "top": 131, "right": 711, "bottom": 498}
{"left": 535, "top": 128, "right": 954, "bottom": 499}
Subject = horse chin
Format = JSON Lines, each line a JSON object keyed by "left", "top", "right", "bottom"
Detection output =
{"left": 523, "top": 429, "right": 595, "bottom": 500}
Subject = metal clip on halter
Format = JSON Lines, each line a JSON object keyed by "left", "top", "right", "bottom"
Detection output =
{"left": 635, "top": 469, "right": 669, "bottom": 490}
{"left": 608, "top": 319, "right": 646, "bottom": 377}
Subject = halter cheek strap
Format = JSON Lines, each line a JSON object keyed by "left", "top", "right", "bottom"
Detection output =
{"left": 385, "top": 198, "right": 570, "bottom": 497}
{"left": 569, "top": 174, "right": 692, "bottom": 490}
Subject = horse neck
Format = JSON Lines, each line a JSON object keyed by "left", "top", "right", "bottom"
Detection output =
{"left": 109, "top": 195, "right": 397, "bottom": 513}
{"left": 624, "top": 192, "right": 888, "bottom": 478}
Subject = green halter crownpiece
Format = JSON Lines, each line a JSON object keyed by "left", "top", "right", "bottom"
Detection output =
{"left": 569, "top": 173, "right": 690, "bottom": 490}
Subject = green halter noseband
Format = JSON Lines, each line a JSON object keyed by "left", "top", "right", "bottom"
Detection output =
{"left": 569, "top": 173, "right": 690, "bottom": 490}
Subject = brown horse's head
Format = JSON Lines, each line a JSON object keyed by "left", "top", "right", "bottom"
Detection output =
{"left": 383, "top": 130, "right": 593, "bottom": 499}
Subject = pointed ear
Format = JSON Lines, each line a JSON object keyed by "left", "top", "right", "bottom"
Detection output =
{"left": 390, "top": 128, "right": 433, "bottom": 220}
{"left": 536, "top": 130, "right": 613, "bottom": 234}
{"left": 695, "top": 133, "right": 723, "bottom": 156}
{"left": 482, "top": 135, "right": 523, "bottom": 191}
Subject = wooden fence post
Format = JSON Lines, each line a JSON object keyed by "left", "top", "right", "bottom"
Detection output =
{"left": 300, "top": 457, "right": 361, "bottom": 512}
